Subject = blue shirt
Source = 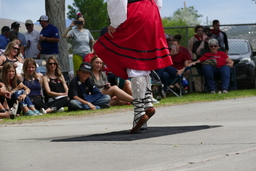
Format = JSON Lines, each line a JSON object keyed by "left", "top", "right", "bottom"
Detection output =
{"left": 18, "top": 32, "right": 27, "bottom": 47}
{"left": 40, "top": 24, "right": 59, "bottom": 54}
{"left": 0, "top": 34, "right": 9, "bottom": 49}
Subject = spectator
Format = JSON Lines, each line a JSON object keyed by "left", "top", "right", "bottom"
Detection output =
{"left": 1, "top": 62, "right": 41, "bottom": 116}
{"left": 188, "top": 25, "right": 204, "bottom": 59}
{"left": 188, "top": 25, "right": 204, "bottom": 92}
{"left": 0, "top": 41, "right": 24, "bottom": 75}
{"left": 156, "top": 35, "right": 191, "bottom": 96}
{"left": 107, "top": 73, "right": 132, "bottom": 96}
{"left": 90, "top": 56, "right": 132, "bottom": 106}
{"left": 0, "top": 82, "right": 18, "bottom": 119}
{"left": 0, "top": 26, "right": 10, "bottom": 50}
{"left": 191, "top": 38, "right": 234, "bottom": 94}
{"left": 42, "top": 56, "right": 70, "bottom": 113}
{"left": 196, "top": 26, "right": 214, "bottom": 57}
{"left": 62, "top": 12, "right": 95, "bottom": 75}
{"left": 37, "top": 15, "right": 60, "bottom": 60}
{"left": 22, "top": 58, "right": 65, "bottom": 114}
{"left": 11, "top": 22, "right": 27, "bottom": 47}
{"left": 172, "top": 34, "right": 192, "bottom": 62}
{"left": 211, "top": 20, "right": 229, "bottom": 54}
{"left": 24, "top": 19, "right": 40, "bottom": 59}
{"left": 8, "top": 31, "right": 24, "bottom": 56}
{"left": 68, "top": 62, "right": 111, "bottom": 111}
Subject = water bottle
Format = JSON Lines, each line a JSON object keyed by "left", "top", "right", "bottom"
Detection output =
{"left": 182, "top": 77, "right": 188, "bottom": 88}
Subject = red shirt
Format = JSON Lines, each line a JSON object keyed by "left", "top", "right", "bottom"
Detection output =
{"left": 171, "top": 51, "right": 188, "bottom": 69}
{"left": 179, "top": 46, "right": 192, "bottom": 60}
{"left": 199, "top": 51, "right": 228, "bottom": 68}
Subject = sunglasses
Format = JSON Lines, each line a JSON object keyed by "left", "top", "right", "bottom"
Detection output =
{"left": 210, "top": 45, "right": 218, "bottom": 48}
{"left": 48, "top": 63, "right": 57, "bottom": 66}
{"left": 12, "top": 47, "right": 19, "bottom": 51}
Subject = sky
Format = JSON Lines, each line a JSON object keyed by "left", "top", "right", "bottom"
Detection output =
{"left": 0, "top": 0, "right": 256, "bottom": 26}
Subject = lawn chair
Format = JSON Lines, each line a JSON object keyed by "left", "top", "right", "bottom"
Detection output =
{"left": 166, "top": 66, "right": 191, "bottom": 97}
{"left": 150, "top": 70, "right": 165, "bottom": 100}
{"left": 197, "top": 48, "right": 237, "bottom": 92}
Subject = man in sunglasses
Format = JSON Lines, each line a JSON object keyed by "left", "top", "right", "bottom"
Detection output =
{"left": 24, "top": 19, "right": 40, "bottom": 59}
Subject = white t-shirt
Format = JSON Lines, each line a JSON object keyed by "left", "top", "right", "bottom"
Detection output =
{"left": 24, "top": 30, "right": 40, "bottom": 58}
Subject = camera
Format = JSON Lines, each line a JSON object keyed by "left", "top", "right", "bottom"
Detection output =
{"left": 74, "top": 21, "right": 83, "bottom": 25}
{"left": 206, "top": 33, "right": 212, "bottom": 37}
{"left": 103, "top": 84, "right": 109, "bottom": 89}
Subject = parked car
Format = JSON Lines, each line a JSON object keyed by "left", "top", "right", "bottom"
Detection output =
{"left": 228, "top": 39, "right": 256, "bottom": 89}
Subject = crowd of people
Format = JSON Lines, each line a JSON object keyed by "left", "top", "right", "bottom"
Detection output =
{"left": 0, "top": 2, "right": 232, "bottom": 133}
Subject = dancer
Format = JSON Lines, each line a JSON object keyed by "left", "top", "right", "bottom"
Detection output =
{"left": 94, "top": 0, "right": 172, "bottom": 133}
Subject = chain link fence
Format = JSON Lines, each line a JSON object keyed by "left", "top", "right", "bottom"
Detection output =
{"left": 91, "top": 23, "right": 256, "bottom": 91}
{"left": 164, "top": 23, "right": 256, "bottom": 91}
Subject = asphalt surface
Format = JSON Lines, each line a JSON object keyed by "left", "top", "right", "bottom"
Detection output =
{"left": 1, "top": 96, "right": 256, "bottom": 171}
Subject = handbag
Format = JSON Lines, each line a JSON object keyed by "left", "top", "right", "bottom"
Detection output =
{"left": 202, "top": 59, "right": 217, "bottom": 67}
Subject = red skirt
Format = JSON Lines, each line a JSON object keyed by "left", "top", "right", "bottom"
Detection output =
{"left": 93, "top": 0, "right": 172, "bottom": 79}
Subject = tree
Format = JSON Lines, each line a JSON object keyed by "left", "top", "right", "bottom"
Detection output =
{"left": 45, "top": 0, "right": 69, "bottom": 71}
{"left": 67, "top": 0, "right": 108, "bottom": 38}
{"left": 172, "top": 6, "right": 202, "bottom": 26}
{"left": 162, "top": 18, "right": 192, "bottom": 47}
{"left": 161, "top": 6, "right": 203, "bottom": 47}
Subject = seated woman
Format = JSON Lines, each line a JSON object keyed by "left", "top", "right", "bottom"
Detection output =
{"left": 90, "top": 56, "right": 133, "bottom": 106}
{"left": 68, "top": 62, "right": 111, "bottom": 111}
{"left": 0, "top": 82, "right": 18, "bottom": 119}
{"left": 22, "top": 58, "right": 66, "bottom": 114}
{"left": 42, "top": 56, "right": 70, "bottom": 113}
{"left": 0, "top": 41, "right": 24, "bottom": 75}
{"left": 191, "top": 38, "right": 234, "bottom": 94}
{"left": 1, "top": 63, "right": 41, "bottom": 116}
{"left": 155, "top": 35, "right": 191, "bottom": 96}
{"left": 106, "top": 72, "right": 132, "bottom": 96}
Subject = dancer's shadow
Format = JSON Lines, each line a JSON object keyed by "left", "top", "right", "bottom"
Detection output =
{"left": 52, "top": 125, "right": 221, "bottom": 142}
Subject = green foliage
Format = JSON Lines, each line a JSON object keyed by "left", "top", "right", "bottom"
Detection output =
{"left": 162, "top": 18, "right": 194, "bottom": 47}
{"left": 172, "top": 6, "right": 202, "bottom": 26}
{"left": 67, "top": 0, "right": 108, "bottom": 38}
{"left": 161, "top": 6, "right": 202, "bottom": 47}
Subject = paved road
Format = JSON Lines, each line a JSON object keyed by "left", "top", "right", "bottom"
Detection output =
{"left": 1, "top": 96, "right": 256, "bottom": 171}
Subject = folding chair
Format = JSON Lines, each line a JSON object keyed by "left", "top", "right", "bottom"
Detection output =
{"left": 199, "top": 48, "right": 237, "bottom": 92}
{"left": 166, "top": 66, "right": 191, "bottom": 97}
{"left": 150, "top": 70, "right": 165, "bottom": 100}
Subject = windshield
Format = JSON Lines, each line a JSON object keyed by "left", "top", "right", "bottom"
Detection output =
{"left": 228, "top": 41, "right": 250, "bottom": 55}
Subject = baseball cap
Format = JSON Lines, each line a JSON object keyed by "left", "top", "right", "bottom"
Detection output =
{"left": 79, "top": 62, "right": 92, "bottom": 73}
{"left": 25, "top": 19, "right": 33, "bottom": 25}
{"left": 11, "top": 22, "right": 20, "bottom": 28}
{"left": 38, "top": 15, "right": 49, "bottom": 21}
{"left": 1, "top": 26, "right": 10, "bottom": 33}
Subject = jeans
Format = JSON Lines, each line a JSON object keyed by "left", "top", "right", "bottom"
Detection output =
{"left": 68, "top": 95, "right": 111, "bottom": 111}
{"left": 14, "top": 90, "right": 34, "bottom": 108}
{"left": 155, "top": 66, "right": 177, "bottom": 93}
{"left": 202, "top": 65, "right": 231, "bottom": 91}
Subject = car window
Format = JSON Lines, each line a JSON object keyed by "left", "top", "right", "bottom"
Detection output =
{"left": 228, "top": 41, "right": 249, "bottom": 55}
